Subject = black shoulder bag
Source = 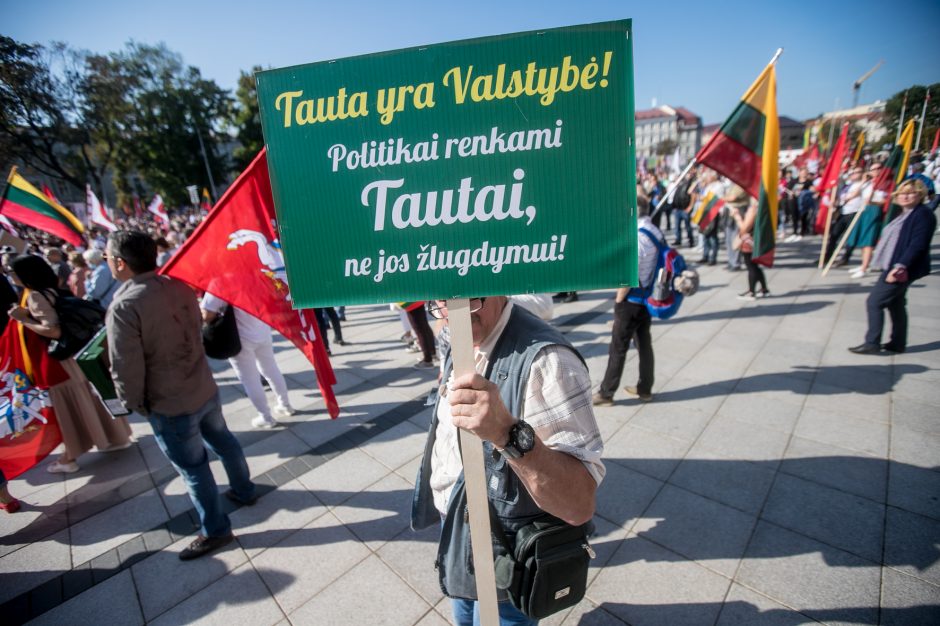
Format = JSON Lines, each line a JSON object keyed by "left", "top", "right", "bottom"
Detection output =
{"left": 202, "top": 304, "right": 241, "bottom": 359}
{"left": 491, "top": 505, "right": 595, "bottom": 619}
{"left": 39, "top": 290, "right": 106, "bottom": 360}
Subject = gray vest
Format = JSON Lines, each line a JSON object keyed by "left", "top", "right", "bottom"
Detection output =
{"left": 410, "top": 304, "right": 586, "bottom": 600}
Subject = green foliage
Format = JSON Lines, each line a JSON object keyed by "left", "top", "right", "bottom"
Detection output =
{"left": 1, "top": 35, "right": 234, "bottom": 209}
{"left": 231, "top": 66, "right": 265, "bottom": 173}
{"left": 883, "top": 84, "right": 940, "bottom": 151}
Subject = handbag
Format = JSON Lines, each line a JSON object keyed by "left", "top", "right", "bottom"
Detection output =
{"left": 39, "top": 290, "right": 106, "bottom": 360}
{"left": 733, "top": 233, "right": 754, "bottom": 254}
{"left": 202, "top": 305, "right": 241, "bottom": 359}
{"left": 491, "top": 506, "right": 595, "bottom": 619}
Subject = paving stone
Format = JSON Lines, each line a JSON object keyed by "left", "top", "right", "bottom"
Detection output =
{"left": 633, "top": 484, "right": 757, "bottom": 577}
{"left": 61, "top": 562, "right": 93, "bottom": 600}
{"left": 594, "top": 461, "right": 663, "bottom": 531}
{"left": 762, "top": 473, "right": 885, "bottom": 562}
{"left": 361, "top": 419, "right": 427, "bottom": 471}
{"left": 884, "top": 507, "right": 940, "bottom": 586}
{"left": 288, "top": 554, "right": 432, "bottom": 625}
{"left": 793, "top": 406, "right": 889, "bottom": 457}
{"left": 229, "top": 479, "right": 327, "bottom": 558}
{"left": 376, "top": 524, "right": 445, "bottom": 606}
{"left": 716, "top": 583, "right": 816, "bottom": 625}
{"left": 737, "top": 521, "right": 880, "bottom": 624}
{"left": 28, "top": 569, "right": 143, "bottom": 626}
{"left": 670, "top": 448, "right": 777, "bottom": 514}
{"left": 150, "top": 562, "right": 285, "bottom": 626}
{"left": 690, "top": 413, "right": 791, "bottom": 463}
{"left": 0, "top": 528, "right": 70, "bottom": 605}
{"left": 587, "top": 533, "right": 732, "bottom": 626}
{"left": 131, "top": 534, "right": 248, "bottom": 620}
{"left": 330, "top": 472, "right": 412, "bottom": 551}
{"left": 251, "top": 511, "right": 370, "bottom": 613}
{"left": 29, "top": 576, "right": 63, "bottom": 620}
{"left": 890, "top": 425, "right": 940, "bottom": 471}
{"left": 69, "top": 487, "right": 167, "bottom": 567}
{"left": 888, "top": 461, "right": 940, "bottom": 521}
{"left": 880, "top": 567, "right": 940, "bottom": 626}
{"left": 603, "top": 424, "right": 691, "bottom": 481}
{"left": 781, "top": 436, "right": 887, "bottom": 502}
{"left": 295, "top": 447, "right": 394, "bottom": 507}
{"left": 89, "top": 548, "right": 122, "bottom": 584}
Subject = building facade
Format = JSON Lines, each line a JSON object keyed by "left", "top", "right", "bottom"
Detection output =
{"left": 634, "top": 105, "right": 703, "bottom": 163}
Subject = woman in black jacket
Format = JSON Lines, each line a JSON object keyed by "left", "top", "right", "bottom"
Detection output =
{"left": 849, "top": 179, "right": 937, "bottom": 355}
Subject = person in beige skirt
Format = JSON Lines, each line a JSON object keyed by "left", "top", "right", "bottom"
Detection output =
{"left": 7, "top": 254, "right": 132, "bottom": 474}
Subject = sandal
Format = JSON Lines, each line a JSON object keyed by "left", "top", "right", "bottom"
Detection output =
{"left": 0, "top": 499, "right": 21, "bottom": 513}
{"left": 47, "top": 460, "right": 80, "bottom": 474}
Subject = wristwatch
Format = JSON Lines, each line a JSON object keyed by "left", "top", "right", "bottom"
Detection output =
{"left": 496, "top": 421, "right": 536, "bottom": 459}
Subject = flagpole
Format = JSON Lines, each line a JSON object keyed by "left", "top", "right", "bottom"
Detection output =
{"left": 0, "top": 167, "right": 18, "bottom": 214}
{"left": 821, "top": 180, "right": 878, "bottom": 276}
{"left": 915, "top": 90, "right": 930, "bottom": 151}
{"left": 817, "top": 183, "right": 840, "bottom": 269}
{"left": 896, "top": 92, "right": 908, "bottom": 143}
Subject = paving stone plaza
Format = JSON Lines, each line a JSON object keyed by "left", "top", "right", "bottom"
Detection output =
{"left": 1, "top": 236, "right": 938, "bottom": 625}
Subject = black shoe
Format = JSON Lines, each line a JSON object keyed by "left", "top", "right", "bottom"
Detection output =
{"left": 224, "top": 489, "right": 258, "bottom": 506}
{"left": 708, "top": 260, "right": 717, "bottom": 266}
{"left": 880, "top": 343, "right": 905, "bottom": 354}
{"left": 848, "top": 343, "right": 881, "bottom": 355}
{"left": 562, "top": 292, "right": 579, "bottom": 303}
{"left": 179, "top": 533, "right": 234, "bottom": 561}
{"left": 334, "top": 338, "right": 348, "bottom": 346}
{"left": 672, "top": 240, "right": 681, "bottom": 247}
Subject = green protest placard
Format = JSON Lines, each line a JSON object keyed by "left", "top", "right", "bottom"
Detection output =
{"left": 257, "top": 20, "right": 637, "bottom": 307}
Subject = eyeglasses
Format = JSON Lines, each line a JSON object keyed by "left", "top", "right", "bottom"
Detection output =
{"left": 426, "top": 298, "right": 486, "bottom": 320}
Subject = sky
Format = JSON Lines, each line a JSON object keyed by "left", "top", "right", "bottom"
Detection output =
{"left": 5, "top": 0, "right": 940, "bottom": 124}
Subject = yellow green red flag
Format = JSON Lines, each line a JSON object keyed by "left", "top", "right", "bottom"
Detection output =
{"left": 695, "top": 61, "right": 779, "bottom": 266}
{"left": 1, "top": 168, "right": 85, "bottom": 246}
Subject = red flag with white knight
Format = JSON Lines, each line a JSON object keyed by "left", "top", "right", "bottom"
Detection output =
{"left": 0, "top": 313, "right": 69, "bottom": 479}
{"left": 161, "top": 149, "right": 339, "bottom": 418}
{"left": 86, "top": 185, "right": 118, "bottom": 232}
{"left": 147, "top": 194, "right": 169, "bottom": 227}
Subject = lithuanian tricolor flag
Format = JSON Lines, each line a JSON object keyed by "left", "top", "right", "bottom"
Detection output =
{"left": 876, "top": 120, "right": 915, "bottom": 226}
{"left": 1, "top": 168, "right": 85, "bottom": 246}
{"left": 696, "top": 61, "right": 779, "bottom": 266}
{"left": 691, "top": 191, "right": 724, "bottom": 232}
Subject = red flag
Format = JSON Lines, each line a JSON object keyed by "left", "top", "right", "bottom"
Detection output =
{"left": 147, "top": 194, "right": 169, "bottom": 227}
{"left": 931, "top": 128, "right": 939, "bottom": 155}
{"left": 161, "top": 150, "right": 339, "bottom": 418}
{"left": 133, "top": 196, "right": 143, "bottom": 217}
{"left": 0, "top": 315, "right": 69, "bottom": 479}
{"left": 86, "top": 184, "right": 118, "bottom": 232}
{"left": 814, "top": 123, "right": 849, "bottom": 234}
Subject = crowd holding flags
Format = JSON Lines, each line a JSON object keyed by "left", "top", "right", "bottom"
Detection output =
{"left": 0, "top": 167, "right": 85, "bottom": 247}
{"left": 161, "top": 149, "right": 340, "bottom": 419}
{"left": 694, "top": 52, "right": 780, "bottom": 266}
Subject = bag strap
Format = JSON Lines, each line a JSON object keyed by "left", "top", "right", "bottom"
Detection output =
{"left": 487, "top": 499, "right": 515, "bottom": 556}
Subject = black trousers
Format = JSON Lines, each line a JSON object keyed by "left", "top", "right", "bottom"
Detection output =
{"left": 599, "top": 300, "right": 654, "bottom": 397}
{"left": 742, "top": 251, "right": 767, "bottom": 294}
{"left": 864, "top": 273, "right": 909, "bottom": 349}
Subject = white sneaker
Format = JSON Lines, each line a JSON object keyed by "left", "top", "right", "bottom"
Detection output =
{"left": 850, "top": 268, "right": 867, "bottom": 279}
{"left": 272, "top": 404, "right": 296, "bottom": 418}
{"left": 251, "top": 415, "right": 279, "bottom": 429}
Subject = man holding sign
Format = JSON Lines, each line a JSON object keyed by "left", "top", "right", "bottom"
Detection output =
{"left": 411, "top": 296, "right": 604, "bottom": 625}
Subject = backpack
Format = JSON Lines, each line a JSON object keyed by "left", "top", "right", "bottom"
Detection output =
{"left": 202, "top": 304, "right": 242, "bottom": 359}
{"left": 628, "top": 228, "right": 697, "bottom": 320}
{"left": 40, "top": 290, "right": 106, "bottom": 360}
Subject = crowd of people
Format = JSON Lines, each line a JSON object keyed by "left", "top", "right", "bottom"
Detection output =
{"left": 0, "top": 144, "right": 937, "bottom": 624}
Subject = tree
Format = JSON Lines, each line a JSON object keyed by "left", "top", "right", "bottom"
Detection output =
{"left": 232, "top": 66, "right": 264, "bottom": 173}
{"left": 0, "top": 36, "right": 93, "bottom": 194}
{"left": 655, "top": 138, "right": 678, "bottom": 156}
{"left": 882, "top": 84, "right": 940, "bottom": 151}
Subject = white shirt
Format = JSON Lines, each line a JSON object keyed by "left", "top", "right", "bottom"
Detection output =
{"left": 840, "top": 181, "right": 865, "bottom": 215}
{"left": 201, "top": 292, "right": 272, "bottom": 344}
{"left": 429, "top": 301, "right": 605, "bottom": 515}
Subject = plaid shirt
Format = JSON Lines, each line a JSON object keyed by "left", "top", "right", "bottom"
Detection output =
{"left": 430, "top": 302, "right": 605, "bottom": 515}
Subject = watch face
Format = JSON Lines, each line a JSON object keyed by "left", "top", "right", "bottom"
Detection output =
{"left": 513, "top": 422, "right": 536, "bottom": 452}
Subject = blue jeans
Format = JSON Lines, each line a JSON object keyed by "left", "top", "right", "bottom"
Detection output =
{"left": 673, "top": 209, "right": 694, "bottom": 246}
{"left": 703, "top": 233, "right": 719, "bottom": 262}
{"left": 147, "top": 392, "right": 255, "bottom": 537}
{"left": 452, "top": 598, "right": 538, "bottom": 626}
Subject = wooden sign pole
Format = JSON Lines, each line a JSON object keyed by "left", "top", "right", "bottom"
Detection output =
{"left": 447, "top": 298, "right": 499, "bottom": 626}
